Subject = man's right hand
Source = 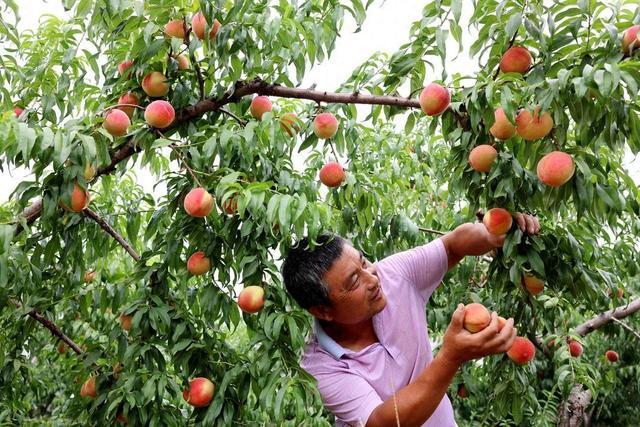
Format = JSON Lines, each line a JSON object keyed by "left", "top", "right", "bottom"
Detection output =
{"left": 439, "top": 304, "right": 517, "bottom": 367}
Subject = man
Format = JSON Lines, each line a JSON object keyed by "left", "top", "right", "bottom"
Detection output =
{"left": 282, "top": 213, "right": 540, "bottom": 426}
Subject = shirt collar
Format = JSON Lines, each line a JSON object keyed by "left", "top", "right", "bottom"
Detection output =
{"left": 314, "top": 318, "right": 347, "bottom": 359}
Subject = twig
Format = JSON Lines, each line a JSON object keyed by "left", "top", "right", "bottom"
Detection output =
{"left": 84, "top": 208, "right": 141, "bottom": 261}
{"left": 328, "top": 140, "right": 340, "bottom": 161}
{"left": 492, "top": 1, "right": 527, "bottom": 80}
{"left": 610, "top": 317, "right": 640, "bottom": 341}
{"left": 103, "top": 104, "right": 145, "bottom": 113}
{"left": 219, "top": 108, "right": 247, "bottom": 126}
{"left": 183, "top": 19, "right": 205, "bottom": 101}
{"left": 156, "top": 129, "right": 203, "bottom": 186}
{"left": 418, "top": 226, "right": 445, "bottom": 235}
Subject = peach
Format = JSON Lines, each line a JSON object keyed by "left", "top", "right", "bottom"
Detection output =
{"left": 141, "top": 72, "right": 170, "bottom": 97}
{"left": 314, "top": 112, "right": 339, "bottom": 139}
{"left": 175, "top": 54, "right": 189, "bottom": 70}
{"left": 116, "top": 413, "right": 128, "bottom": 424}
{"left": 483, "top": 208, "right": 513, "bottom": 235}
{"left": 536, "top": 151, "right": 574, "bottom": 187}
{"left": 468, "top": 145, "right": 498, "bottom": 173}
{"left": 419, "top": 83, "right": 450, "bottom": 116}
{"left": 515, "top": 107, "right": 553, "bottom": 140}
{"left": 83, "top": 271, "right": 95, "bottom": 283}
{"left": 119, "top": 313, "right": 133, "bottom": 331}
{"left": 238, "top": 286, "right": 265, "bottom": 313}
{"left": 57, "top": 341, "right": 66, "bottom": 354}
{"left": 523, "top": 274, "right": 544, "bottom": 295}
{"left": 249, "top": 96, "right": 272, "bottom": 120}
{"left": 187, "top": 251, "right": 211, "bottom": 276}
{"left": 608, "top": 287, "right": 624, "bottom": 299}
{"left": 117, "top": 92, "right": 139, "bottom": 118}
{"left": 13, "top": 107, "right": 24, "bottom": 117}
{"left": 60, "top": 182, "right": 90, "bottom": 213}
{"left": 463, "top": 303, "right": 491, "bottom": 333}
{"left": 499, "top": 46, "right": 532, "bottom": 74}
{"left": 222, "top": 196, "right": 237, "bottom": 215}
{"left": 80, "top": 376, "right": 97, "bottom": 399}
{"left": 507, "top": 337, "right": 536, "bottom": 365}
{"left": 103, "top": 109, "right": 130, "bottom": 137}
{"left": 183, "top": 187, "right": 214, "bottom": 217}
{"left": 490, "top": 107, "right": 516, "bottom": 140}
{"left": 280, "top": 112, "right": 301, "bottom": 136}
{"left": 319, "top": 161, "right": 345, "bottom": 187}
{"left": 192, "top": 12, "right": 221, "bottom": 40}
{"left": 183, "top": 377, "right": 215, "bottom": 407}
{"left": 622, "top": 25, "right": 640, "bottom": 54}
{"left": 457, "top": 384, "right": 468, "bottom": 398}
{"left": 605, "top": 350, "right": 618, "bottom": 362}
{"left": 165, "top": 19, "right": 186, "bottom": 39}
{"left": 118, "top": 60, "right": 134, "bottom": 78}
{"left": 568, "top": 340, "right": 583, "bottom": 357}
{"left": 144, "top": 100, "right": 175, "bottom": 129}
{"left": 84, "top": 164, "right": 96, "bottom": 182}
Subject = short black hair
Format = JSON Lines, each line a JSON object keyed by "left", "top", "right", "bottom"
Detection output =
{"left": 282, "top": 233, "right": 346, "bottom": 309}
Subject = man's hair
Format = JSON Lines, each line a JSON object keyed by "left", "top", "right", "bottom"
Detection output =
{"left": 282, "top": 233, "right": 346, "bottom": 309}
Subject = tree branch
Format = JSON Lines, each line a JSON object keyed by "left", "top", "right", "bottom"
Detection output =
{"left": 557, "top": 384, "right": 592, "bottom": 427}
{"left": 574, "top": 297, "right": 640, "bottom": 337}
{"left": 84, "top": 208, "right": 141, "bottom": 261}
{"left": 609, "top": 316, "right": 640, "bottom": 341}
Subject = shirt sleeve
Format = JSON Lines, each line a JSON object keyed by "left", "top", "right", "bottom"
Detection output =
{"left": 314, "top": 370, "right": 382, "bottom": 427}
{"left": 376, "top": 238, "right": 448, "bottom": 301}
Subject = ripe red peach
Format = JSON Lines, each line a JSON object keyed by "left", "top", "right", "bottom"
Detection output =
{"left": 419, "top": 83, "right": 450, "bottom": 116}
{"left": 319, "top": 162, "right": 345, "bottom": 187}
{"left": 249, "top": 96, "right": 272, "bottom": 120}
{"left": 165, "top": 19, "right": 186, "bottom": 39}
{"left": 523, "top": 274, "right": 544, "bottom": 295}
{"left": 622, "top": 25, "right": 640, "bottom": 54}
{"left": 119, "top": 313, "right": 133, "bottom": 331}
{"left": 238, "top": 286, "right": 265, "bottom": 313}
{"left": 103, "top": 109, "right": 130, "bottom": 137}
{"left": 468, "top": 145, "right": 498, "bottom": 173}
{"left": 175, "top": 54, "right": 189, "bottom": 70}
{"left": 118, "top": 60, "right": 134, "bottom": 78}
{"left": 457, "top": 383, "right": 468, "bottom": 398}
{"left": 192, "top": 12, "right": 221, "bottom": 40}
{"left": 80, "top": 376, "right": 97, "bottom": 399}
{"left": 187, "top": 251, "right": 211, "bottom": 276}
{"left": 13, "top": 107, "right": 24, "bottom": 117}
{"left": 483, "top": 208, "right": 513, "bottom": 235}
{"left": 499, "top": 46, "right": 532, "bottom": 74}
{"left": 605, "top": 350, "right": 618, "bottom": 362}
{"left": 183, "top": 188, "right": 214, "bottom": 217}
{"left": 536, "top": 151, "right": 575, "bottom": 187}
{"left": 144, "top": 100, "right": 175, "bottom": 129}
{"left": 280, "top": 112, "right": 301, "bottom": 136}
{"left": 115, "top": 413, "right": 128, "bottom": 424}
{"left": 60, "top": 182, "right": 90, "bottom": 213}
{"left": 141, "top": 72, "right": 170, "bottom": 97}
{"left": 117, "top": 92, "right": 139, "bottom": 118}
{"left": 183, "top": 377, "right": 215, "bottom": 407}
{"left": 314, "top": 112, "right": 338, "bottom": 139}
{"left": 515, "top": 107, "right": 553, "bottom": 140}
{"left": 490, "top": 107, "right": 516, "bottom": 140}
{"left": 568, "top": 340, "right": 583, "bottom": 358}
{"left": 507, "top": 337, "right": 536, "bottom": 365}
{"left": 57, "top": 341, "right": 66, "bottom": 354}
{"left": 463, "top": 303, "right": 491, "bottom": 333}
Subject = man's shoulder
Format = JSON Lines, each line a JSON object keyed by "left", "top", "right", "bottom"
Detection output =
{"left": 301, "top": 337, "right": 348, "bottom": 375}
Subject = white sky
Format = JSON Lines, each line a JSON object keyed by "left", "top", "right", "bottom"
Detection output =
{"left": 2, "top": 1, "right": 639, "bottom": 204}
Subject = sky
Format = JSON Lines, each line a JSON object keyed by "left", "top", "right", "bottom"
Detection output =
{"left": 1, "top": 0, "right": 639, "bottom": 204}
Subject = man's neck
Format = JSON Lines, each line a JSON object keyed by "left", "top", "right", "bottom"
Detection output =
{"left": 320, "top": 317, "right": 379, "bottom": 352}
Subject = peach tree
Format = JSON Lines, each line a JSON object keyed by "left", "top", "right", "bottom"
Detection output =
{"left": 0, "top": 0, "right": 639, "bottom": 425}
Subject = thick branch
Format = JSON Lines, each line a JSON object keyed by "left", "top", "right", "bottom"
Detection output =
{"left": 9, "top": 299, "right": 83, "bottom": 355}
{"left": 84, "top": 208, "right": 141, "bottom": 261}
{"left": 557, "top": 385, "right": 592, "bottom": 427}
{"left": 575, "top": 297, "right": 640, "bottom": 336}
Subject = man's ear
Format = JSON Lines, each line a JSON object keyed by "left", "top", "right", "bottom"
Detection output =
{"left": 309, "top": 305, "right": 334, "bottom": 322}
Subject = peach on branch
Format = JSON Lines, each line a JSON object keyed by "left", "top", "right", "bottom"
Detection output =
{"left": 490, "top": 107, "right": 516, "bottom": 140}
{"left": 536, "top": 151, "right": 575, "bottom": 188}
{"left": 249, "top": 96, "right": 272, "bottom": 120}
{"left": 279, "top": 112, "right": 301, "bottom": 136}
{"left": 499, "top": 46, "right": 532, "bottom": 74}
{"left": 605, "top": 350, "right": 618, "bottom": 362}
{"left": 192, "top": 12, "right": 221, "bottom": 40}
{"left": 515, "top": 107, "right": 553, "bottom": 140}
{"left": 482, "top": 208, "right": 513, "bottom": 235}
{"left": 468, "top": 145, "right": 497, "bottom": 173}
{"left": 608, "top": 287, "right": 624, "bottom": 299}
{"left": 523, "top": 274, "right": 544, "bottom": 295}
{"left": 165, "top": 19, "right": 186, "bottom": 39}
{"left": 238, "top": 286, "right": 265, "bottom": 313}
{"left": 141, "top": 71, "right": 170, "bottom": 97}
{"left": 60, "top": 182, "right": 90, "bottom": 213}
{"left": 144, "top": 100, "right": 175, "bottom": 129}
{"left": 568, "top": 340, "right": 583, "bottom": 357}
{"left": 119, "top": 313, "right": 133, "bottom": 331}
{"left": 83, "top": 271, "right": 95, "bottom": 283}
{"left": 187, "top": 251, "right": 211, "bottom": 276}
{"left": 183, "top": 377, "right": 215, "bottom": 407}
{"left": 117, "top": 92, "right": 139, "bottom": 118}
{"left": 118, "top": 60, "right": 134, "bottom": 77}
{"left": 507, "top": 337, "right": 536, "bottom": 365}
{"left": 103, "top": 109, "right": 130, "bottom": 137}
{"left": 314, "top": 112, "right": 338, "bottom": 139}
{"left": 175, "top": 54, "right": 189, "bottom": 70}
{"left": 622, "top": 25, "right": 640, "bottom": 54}
{"left": 183, "top": 188, "right": 214, "bottom": 217}
{"left": 319, "top": 162, "right": 345, "bottom": 188}
{"left": 463, "top": 303, "right": 491, "bottom": 333}
{"left": 13, "top": 107, "right": 24, "bottom": 117}
{"left": 80, "top": 376, "right": 97, "bottom": 399}
{"left": 115, "top": 413, "right": 128, "bottom": 424}
{"left": 419, "top": 83, "right": 450, "bottom": 116}
{"left": 457, "top": 384, "right": 468, "bottom": 398}
{"left": 57, "top": 341, "right": 66, "bottom": 354}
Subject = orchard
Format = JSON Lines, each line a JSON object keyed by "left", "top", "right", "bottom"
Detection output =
{"left": 1, "top": 1, "right": 639, "bottom": 426}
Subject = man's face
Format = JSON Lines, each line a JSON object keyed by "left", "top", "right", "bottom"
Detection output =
{"left": 318, "top": 243, "right": 387, "bottom": 324}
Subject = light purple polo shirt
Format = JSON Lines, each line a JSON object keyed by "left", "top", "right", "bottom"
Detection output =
{"left": 301, "top": 239, "right": 456, "bottom": 427}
